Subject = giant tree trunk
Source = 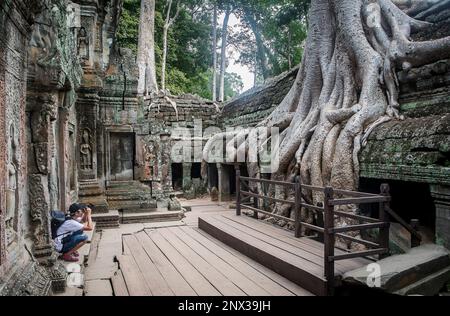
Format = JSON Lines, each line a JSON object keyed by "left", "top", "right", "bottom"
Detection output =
{"left": 219, "top": 8, "right": 231, "bottom": 102}
{"left": 161, "top": 0, "right": 180, "bottom": 92}
{"left": 137, "top": 0, "right": 158, "bottom": 95}
{"left": 212, "top": 4, "right": 218, "bottom": 101}
{"left": 207, "top": 0, "right": 450, "bottom": 242}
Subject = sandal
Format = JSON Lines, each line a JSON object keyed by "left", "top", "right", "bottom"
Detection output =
{"left": 62, "top": 253, "right": 78, "bottom": 262}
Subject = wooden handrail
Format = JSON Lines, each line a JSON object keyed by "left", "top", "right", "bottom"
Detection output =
{"left": 235, "top": 172, "right": 396, "bottom": 296}
{"left": 333, "top": 189, "right": 381, "bottom": 198}
{"left": 330, "top": 248, "right": 389, "bottom": 261}
{"left": 385, "top": 205, "right": 422, "bottom": 243}
{"left": 241, "top": 190, "right": 295, "bottom": 205}
{"left": 331, "top": 222, "right": 389, "bottom": 234}
{"left": 329, "top": 196, "right": 390, "bottom": 206}
{"left": 335, "top": 233, "right": 381, "bottom": 249}
{"left": 241, "top": 205, "right": 293, "bottom": 223}
{"left": 239, "top": 176, "right": 295, "bottom": 187}
{"left": 333, "top": 210, "right": 381, "bottom": 223}
{"left": 301, "top": 203, "right": 324, "bottom": 212}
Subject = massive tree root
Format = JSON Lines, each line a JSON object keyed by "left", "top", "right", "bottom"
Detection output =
{"left": 204, "top": 0, "right": 450, "bottom": 244}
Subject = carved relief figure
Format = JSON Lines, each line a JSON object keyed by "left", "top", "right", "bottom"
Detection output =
{"left": 77, "top": 27, "right": 89, "bottom": 62}
{"left": 6, "top": 125, "right": 18, "bottom": 243}
{"left": 80, "top": 129, "right": 93, "bottom": 170}
{"left": 143, "top": 142, "right": 158, "bottom": 179}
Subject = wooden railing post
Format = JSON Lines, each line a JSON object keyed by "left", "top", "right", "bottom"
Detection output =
{"left": 379, "top": 184, "right": 391, "bottom": 259}
{"left": 253, "top": 183, "right": 259, "bottom": 219}
{"left": 294, "top": 176, "right": 302, "bottom": 238}
{"left": 236, "top": 168, "right": 241, "bottom": 216}
{"left": 323, "top": 186, "right": 335, "bottom": 296}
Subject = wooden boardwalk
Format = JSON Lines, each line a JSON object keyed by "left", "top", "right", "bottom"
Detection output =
{"left": 115, "top": 225, "right": 313, "bottom": 296}
{"left": 199, "top": 214, "right": 372, "bottom": 296}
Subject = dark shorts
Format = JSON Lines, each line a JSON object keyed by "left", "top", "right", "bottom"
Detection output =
{"left": 61, "top": 230, "right": 88, "bottom": 254}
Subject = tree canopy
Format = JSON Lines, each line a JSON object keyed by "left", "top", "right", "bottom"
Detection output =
{"left": 116, "top": 0, "right": 310, "bottom": 100}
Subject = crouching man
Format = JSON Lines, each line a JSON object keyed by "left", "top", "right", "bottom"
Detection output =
{"left": 55, "top": 203, "right": 94, "bottom": 262}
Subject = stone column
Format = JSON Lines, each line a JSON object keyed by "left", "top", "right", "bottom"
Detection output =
{"left": 57, "top": 107, "right": 70, "bottom": 212}
{"left": 160, "top": 134, "right": 172, "bottom": 193}
{"left": 430, "top": 185, "right": 450, "bottom": 249}
{"left": 182, "top": 163, "right": 193, "bottom": 190}
{"left": 27, "top": 94, "right": 58, "bottom": 264}
{"left": 0, "top": 34, "right": 6, "bottom": 267}
{"left": 79, "top": 3, "right": 98, "bottom": 70}
{"left": 217, "top": 163, "right": 223, "bottom": 202}
{"left": 217, "top": 164, "right": 231, "bottom": 202}
{"left": 77, "top": 93, "right": 98, "bottom": 182}
{"left": 76, "top": 92, "right": 109, "bottom": 213}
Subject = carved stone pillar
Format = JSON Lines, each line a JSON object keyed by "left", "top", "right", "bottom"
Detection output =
{"left": 77, "top": 92, "right": 109, "bottom": 213}
{"left": 26, "top": 91, "right": 68, "bottom": 296}
{"left": 217, "top": 163, "right": 223, "bottom": 202}
{"left": 0, "top": 53, "right": 6, "bottom": 267}
{"left": 58, "top": 108, "right": 70, "bottom": 212}
{"left": 27, "top": 94, "right": 58, "bottom": 264}
{"left": 182, "top": 163, "right": 193, "bottom": 191}
{"left": 430, "top": 185, "right": 450, "bottom": 250}
{"left": 160, "top": 134, "right": 173, "bottom": 193}
{"left": 79, "top": 3, "right": 98, "bottom": 70}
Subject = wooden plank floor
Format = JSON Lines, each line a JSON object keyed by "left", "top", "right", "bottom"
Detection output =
{"left": 116, "top": 226, "right": 313, "bottom": 296}
{"left": 199, "top": 214, "right": 372, "bottom": 296}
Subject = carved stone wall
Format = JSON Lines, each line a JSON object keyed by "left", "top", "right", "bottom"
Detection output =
{"left": 25, "top": 0, "right": 83, "bottom": 265}
{"left": 0, "top": 0, "right": 53, "bottom": 294}
{"left": 145, "top": 94, "right": 220, "bottom": 197}
{"left": 1, "top": 0, "right": 123, "bottom": 295}
{"left": 220, "top": 67, "right": 299, "bottom": 128}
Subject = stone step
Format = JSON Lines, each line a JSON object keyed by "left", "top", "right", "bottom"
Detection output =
{"left": 394, "top": 266, "right": 450, "bottom": 296}
{"left": 119, "top": 207, "right": 159, "bottom": 214}
{"left": 106, "top": 192, "right": 152, "bottom": 199}
{"left": 107, "top": 181, "right": 138, "bottom": 187}
{"left": 107, "top": 197, "right": 154, "bottom": 205}
{"left": 120, "top": 210, "right": 184, "bottom": 225}
{"left": 107, "top": 197, "right": 153, "bottom": 205}
{"left": 343, "top": 244, "right": 450, "bottom": 295}
{"left": 92, "top": 210, "right": 120, "bottom": 229}
{"left": 107, "top": 182, "right": 150, "bottom": 192}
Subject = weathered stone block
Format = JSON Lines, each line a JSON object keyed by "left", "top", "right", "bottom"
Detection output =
{"left": 343, "top": 244, "right": 450, "bottom": 295}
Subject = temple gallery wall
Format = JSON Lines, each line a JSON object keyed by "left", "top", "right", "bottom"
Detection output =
{"left": 0, "top": 0, "right": 449, "bottom": 296}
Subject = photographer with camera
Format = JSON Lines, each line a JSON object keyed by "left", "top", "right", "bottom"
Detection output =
{"left": 54, "top": 203, "right": 94, "bottom": 262}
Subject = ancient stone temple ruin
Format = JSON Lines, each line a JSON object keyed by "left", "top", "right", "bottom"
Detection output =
{"left": 0, "top": 0, "right": 449, "bottom": 297}
{"left": 0, "top": 0, "right": 220, "bottom": 295}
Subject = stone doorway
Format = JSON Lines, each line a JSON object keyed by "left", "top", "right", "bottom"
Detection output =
{"left": 172, "top": 163, "right": 183, "bottom": 191}
{"left": 109, "top": 132, "right": 135, "bottom": 181}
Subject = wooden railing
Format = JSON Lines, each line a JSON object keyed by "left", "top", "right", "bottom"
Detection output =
{"left": 235, "top": 169, "right": 422, "bottom": 296}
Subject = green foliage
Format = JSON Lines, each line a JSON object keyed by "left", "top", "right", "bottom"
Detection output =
{"left": 116, "top": 0, "right": 309, "bottom": 99}
{"left": 232, "top": 0, "right": 310, "bottom": 78}
{"left": 116, "top": 0, "right": 141, "bottom": 54}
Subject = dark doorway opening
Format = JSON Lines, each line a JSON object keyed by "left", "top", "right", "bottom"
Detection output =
{"left": 110, "top": 132, "right": 135, "bottom": 181}
{"left": 224, "top": 164, "right": 236, "bottom": 196}
{"left": 208, "top": 164, "right": 218, "bottom": 189}
{"left": 191, "top": 163, "right": 202, "bottom": 179}
{"left": 172, "top": 163, "right": 183, "bottom": 191}
{"left": 359, "top": 178, "right": 436, "bottom": 239}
